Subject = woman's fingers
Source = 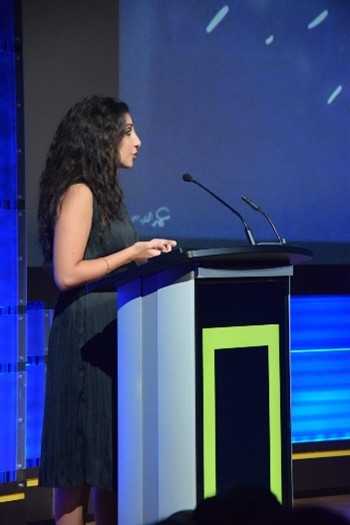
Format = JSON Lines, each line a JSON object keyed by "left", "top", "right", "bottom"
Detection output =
{"left": 151, "top": 238, "right": 177, "bottom": 253}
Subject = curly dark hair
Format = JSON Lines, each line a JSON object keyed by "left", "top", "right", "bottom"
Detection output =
{"left": 38, "top": 95, "right": 130, "bottom": 264}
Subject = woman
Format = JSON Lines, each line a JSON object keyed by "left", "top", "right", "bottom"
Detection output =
{"left": 38, "top": 95, "right": 177, "bottom": 525}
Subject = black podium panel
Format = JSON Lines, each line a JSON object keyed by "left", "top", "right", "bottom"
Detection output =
{"left": 195, "top": 277, "right": 292, "bottom": 505}
{"left": 214, "top": 345, "right": 270, "bottom": 491}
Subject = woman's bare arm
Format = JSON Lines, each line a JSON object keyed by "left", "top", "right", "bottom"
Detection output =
{"left": 53, "top": 183, "right": 176, "bottom": 291}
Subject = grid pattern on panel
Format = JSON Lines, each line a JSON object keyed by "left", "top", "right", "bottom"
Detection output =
{"left": 0, "top": 0, "right": 25, "bottom": 483}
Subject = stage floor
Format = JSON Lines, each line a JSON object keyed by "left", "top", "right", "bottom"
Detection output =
{"left": 27, "top": 494, "right": 350, "bottom": 524}
{"left": 294, "top": 494, "right": 350, "bottom": 521}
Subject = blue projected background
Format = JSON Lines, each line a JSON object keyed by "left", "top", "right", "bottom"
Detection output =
{"left": 119, "top": 1, "right": 350, "bottom": 263}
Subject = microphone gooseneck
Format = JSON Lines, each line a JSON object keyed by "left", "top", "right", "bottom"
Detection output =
{"left": 182, "top": 173, "right": 256, "bottom": 245}
{"left": 241, "top": 195, "right": 286, "bottom": 245}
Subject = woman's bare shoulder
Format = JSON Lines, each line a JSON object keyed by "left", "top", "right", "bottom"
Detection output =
{"left": 61, "top": 183, "right": 93, "bottom": 205}
{"left": 65, "top": 182, "right": 92, "bottom": 197}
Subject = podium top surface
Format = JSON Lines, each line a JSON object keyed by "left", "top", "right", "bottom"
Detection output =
{"left": 87, "top": 244, "right": 313, "bottom": 291}
{"left": 170, "top": 245, "right": 312, "bottom": 266}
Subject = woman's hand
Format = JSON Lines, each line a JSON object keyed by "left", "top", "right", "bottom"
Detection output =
{"left": 130, "top": 238, "right": 177, "bottom": 262}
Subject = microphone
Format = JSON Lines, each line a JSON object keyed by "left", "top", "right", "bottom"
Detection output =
{"left": 241, "top": 195, "right": 286, "bottom": 245}
{"left": 182, "top": 173, "right": 256, "bottom": 245}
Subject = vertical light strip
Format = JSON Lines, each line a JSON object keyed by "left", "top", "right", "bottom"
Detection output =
{"left": 202, "top": 333, "right": 217, "bottom": 497}
{"left": 202, "top": 325, "right": 282, "bottom": 501}
{"left": 267, "top": 327, "right": 281, "bottom": 501}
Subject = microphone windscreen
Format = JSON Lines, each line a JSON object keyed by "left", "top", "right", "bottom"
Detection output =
{"left": 182, "top": 173, "right": 193, "bottom": 182}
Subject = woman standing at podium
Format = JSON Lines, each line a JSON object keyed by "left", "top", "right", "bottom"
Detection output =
{"left": 38, "top": 95, "right": 176, "bottom": 525}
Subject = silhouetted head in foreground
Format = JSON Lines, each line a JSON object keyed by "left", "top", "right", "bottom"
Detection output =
{"left": 192, "top": 484, "right": 284, "bottom": 525}
{"left": 152, "top": 485, "right": 350, "bottom": 525}
{"left": 155, "top": 509, "right": 194, "bottom": 524}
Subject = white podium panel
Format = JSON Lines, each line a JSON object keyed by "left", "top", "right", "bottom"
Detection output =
{"left": 118, "top": 269, "right": 197, "bottom": 525}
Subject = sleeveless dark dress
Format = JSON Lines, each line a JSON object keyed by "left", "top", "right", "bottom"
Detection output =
{"left": 39, "top": 199, "right": 137, "bottom": 491}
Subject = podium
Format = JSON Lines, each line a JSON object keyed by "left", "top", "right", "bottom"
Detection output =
{"left": 91, "top": 245, "right": 312, "bottom": 525}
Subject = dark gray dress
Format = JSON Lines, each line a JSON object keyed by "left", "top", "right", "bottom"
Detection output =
{"left": 39, "top": 200, "right": 137, "bottom": 491}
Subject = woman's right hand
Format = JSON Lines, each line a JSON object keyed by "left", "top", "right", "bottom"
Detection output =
{"left": 131, "top": 238, "right": 177, "bottom": 262}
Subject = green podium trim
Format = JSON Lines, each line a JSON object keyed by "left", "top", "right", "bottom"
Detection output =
{"left": 202, "top": 324, "right": 282, "bottom": 501}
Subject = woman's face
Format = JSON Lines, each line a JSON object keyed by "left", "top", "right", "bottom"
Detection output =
{"left": 118, "top": 113, "right": 141, "bottom": 168}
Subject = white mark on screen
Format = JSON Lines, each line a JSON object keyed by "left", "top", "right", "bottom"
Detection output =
{"left": 327, "top": 85, "right": 342, "bottom": 105}
{"left": 206, "top": 5, "right": 229, "bottom": 34}
{"left": 265, "top": 35, "right": 274, "bottom": 45}
{"left": 308, "top": 10, "right": 328, "bottom": 29}
{"left": 131, "top": 207, "right": 171, "bottom": 228}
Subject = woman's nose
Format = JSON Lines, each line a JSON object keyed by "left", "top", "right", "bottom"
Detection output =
{"left": 135, "top": 133, "right": 141, "bottom": 148}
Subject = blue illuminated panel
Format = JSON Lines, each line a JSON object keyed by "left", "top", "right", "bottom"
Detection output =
{"left": 0, "top": 372, "right": 18, "bottom": 482}
{"left": 0, "top": 70, "right": 17, "bottom": 197}
{"left": 0, "top": 9, "right": 17, "bottom": 200}
{"left": 0, "top": 310, "right": 17, "bottom": 363}
{"left": 26, "top": 360, "right": 45, "bottom": 468}
{"left": 0, "top": 9, "right": 18, "bottom": 303}
{"left": 0, "top": 209, "right": 18, "bottom": 307}
{"left": 26, "top": 303, "right": 47, "bottom": 466}
{"left": 27, "top": 303, "right": 45, "bottom": 357}
{"left": 0, "top": 0, "right": 22, "bottom": 482}
{"left": 291, "top": 296, "right": 350, "bottom": 444}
